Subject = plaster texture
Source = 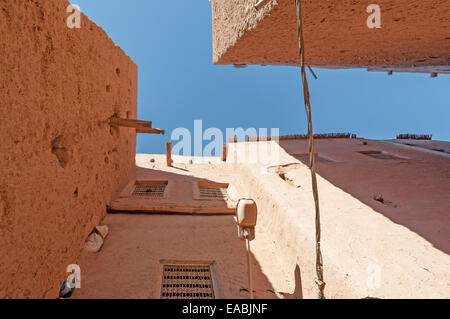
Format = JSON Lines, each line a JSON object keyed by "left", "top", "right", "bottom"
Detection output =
{"left": 212, "top": 0, "right": 450, "bottom": 69}
{"left": 0, "top": 0, "right": 137, "bottom": 298}
{"left": 74, "top": 140, "right": 449, "bottom": 298}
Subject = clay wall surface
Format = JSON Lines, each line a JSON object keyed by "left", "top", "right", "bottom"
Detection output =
{"left": 390, "top": 139, "right": 450, "bottom": 155}
{"left": 212, "top": 0, "right": 450, "bottom": 68}
{"left": 0, "top": 0, "right": 137, "bottom": 298}
{"left": 73, "top": 155, "right": 298, "bottom": 299}
{"left": 72, "top": 214, "right": 287, "bottom": 299}
{"left": 279, "top": 138, "right": 450, "bottom": 254}
{"left": 109, "top": 154, "right": 238, "bottom": 214}
{"left": 73, "top": 154, "right": 297, "bottom": 299}
{"left": 73, "top": 146, "right": 449, "bottom": 298}
{"left": 227, "top": 140, "right": 450, "bottom": 298}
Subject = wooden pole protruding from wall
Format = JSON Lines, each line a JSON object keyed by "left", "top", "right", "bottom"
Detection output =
{"left": 109, "top": 116, "right": 165, "bottom": 135}
{"left": 166, "top": 141, "right": 173, "bottom": 167}
{"left": 109, "top": 117, "right": 152, "bottom": 129}
{"left": 222, "top": 143, "right": 227, "bottom": 162}
{"left": 136, "top": 127, "right": 165, "bottom": 135}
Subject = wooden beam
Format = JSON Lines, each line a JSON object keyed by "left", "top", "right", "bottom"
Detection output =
{"left": 109, "top": 117, "right": 164, "bottom": 135}
{"left": 222, "top": 144, "right": 227, "bottom": 162}
{"left": 109, "top": 117, "right": 153, "bottom": 129}
{"left": 136, "top": 127, "right": 165, "bottom": 135}
{"left": 166, "top": 141, "right": 173, "bottom": 166}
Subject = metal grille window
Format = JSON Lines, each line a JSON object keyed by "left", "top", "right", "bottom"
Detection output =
{"left": 132, "top": 184, "right": 166, "bottom": 198}
{"left": 199, "top": 186, "right": 229, "bottom": 199}
{"left": 160, "top": 264, "right": 215, "bottom": 299}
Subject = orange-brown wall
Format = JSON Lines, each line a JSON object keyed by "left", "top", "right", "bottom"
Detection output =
{"left": 213, "top": 0, "right": 450, "bottom": 68}
{"left": 0, "top": 0, "right": 137, "bottom": 298}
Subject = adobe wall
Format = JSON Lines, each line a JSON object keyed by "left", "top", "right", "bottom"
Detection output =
{"left": 0, "top": 0, "right": 137, "bottom": 298}
{"left": 212, "top": 0, "right": 450, "bottom": 68}
{"left": 72, "top": 214, "right": 285, "bottom": 299}
{"left": 227, "top": 141, "right": 450, "bottom": 298}
{"left": 68, "top": 146, "right": 448, "bottom": 298}
{"left": 72, "top": 154, "right": 297, "bottom": 299}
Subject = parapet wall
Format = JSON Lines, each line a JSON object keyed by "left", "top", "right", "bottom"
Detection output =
{"left": 0, "top": 0, "right": 137, "bottom": 298}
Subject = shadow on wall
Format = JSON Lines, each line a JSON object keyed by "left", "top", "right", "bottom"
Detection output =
{"left": 71, "top": 213, "right": 295, "bottom": 299}
{"left": 75, "top": 162, "right": 305, "bottom": 299}
{"left": 279, "top": 264, "right": 303, "bottom": 299}
{"left": 295, "top": 148, "right": 450, "bottom": 255}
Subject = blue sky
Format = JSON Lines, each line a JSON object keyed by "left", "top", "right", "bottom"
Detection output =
{"left": 71, "top": 0, "right": 450, "bottom": 154}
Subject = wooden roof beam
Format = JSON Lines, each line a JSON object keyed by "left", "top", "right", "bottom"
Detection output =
{"left": 109, "top": 117, "right": 165, "bottom": 135}
{"left": 136, "top": 127, "right": 165, "bottom": 135}
{"left": 109, "top": 117, "right": 152, "bottom": 129}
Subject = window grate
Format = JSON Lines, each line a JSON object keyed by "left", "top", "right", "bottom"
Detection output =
{"left": 160, "top": 264, "right": 215, "bottom": 299}
{"left": 132, "top": 184, "right": 166, "bottom": 198}
{"left": 199, "top": 186, "right": 229, "bottom": 199}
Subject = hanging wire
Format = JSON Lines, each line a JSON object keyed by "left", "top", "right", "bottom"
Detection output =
{"left": 294, "top": 0, "right": 326, "bottom": 299}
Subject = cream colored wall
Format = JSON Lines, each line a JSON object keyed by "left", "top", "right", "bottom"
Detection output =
{"left": 227, "top": 139, "right": 450, "bottom": 298}
{"left": 74, "top": 140, "right": 449, "bottom": 299}
{"left": 73, "top": 214, "right": 286, "bottom": 299}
